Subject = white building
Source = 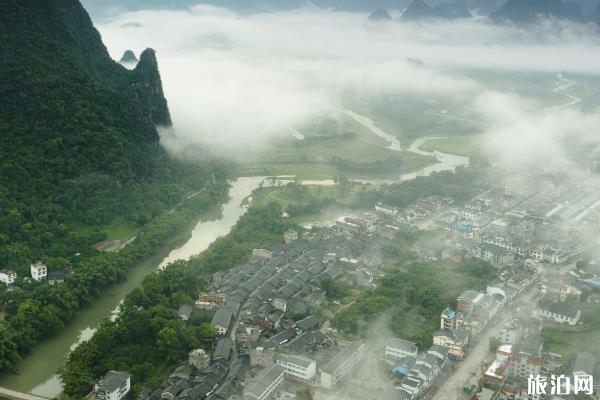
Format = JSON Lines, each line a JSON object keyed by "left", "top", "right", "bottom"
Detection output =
{"left": 385, "top": 338, "right": 418, "bottom": 360}
{"left": 275, "top": 353, "right": 316, "bottom": 382}
{"left": 244, "top": 364, "right": 285, "bottom": 400}
{"left": 0, "top": 269, "right": 16, "bottom": 285}
{"left": 498, "top": 320, "right": 523, "bottom": 344}
{"left": 94, "top": 371, "right": 131, "bottom": 400}
{"left": 533, "top": 302, "right": 581, "bottom": 326}
{"left": 30, "top": 261, "right": 47, "bottom": 281}
{"left": 320, "top": 343, "right": 365, "bottom": 389}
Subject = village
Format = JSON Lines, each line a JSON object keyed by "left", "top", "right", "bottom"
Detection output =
{"left": 82, "top": 170, "right": 600, "bottom": 400}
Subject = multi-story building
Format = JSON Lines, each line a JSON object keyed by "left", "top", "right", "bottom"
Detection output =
{"left": 320, "top": 343, "right": 366, "bottom": 389}
{"left": 0, "top": 269, "right": 16, "bottom": 285}
{"left": 432, "top": 330, "right": 469, "bottom": 359}
{"left": 385, "top": 338, "right": 418, "bottom": 361}
{"left": 30, "top": 261, "right": 47, "bottom": 281}
{"left": 440, "top": 308, "right": 467, "bottom": 330}
{"left": 94, "top": 371, "right": 131, "bottom": 400}
{"left": 498, "top": 320, "right": 523, "bottom": 344}
{"left": 243, "top": 364, "right": 285, "bottom": 400}
{"left": 457, "top": 290, "right": 482, "bottom": 314}
{"left": 484, "top": 344, "right": 514, "bottom": 386}
{"left": 275, "top": 353, "right": 316, "bottom": 382}
{"left": 250, "top": 347, "right": 275, "bottom": 367}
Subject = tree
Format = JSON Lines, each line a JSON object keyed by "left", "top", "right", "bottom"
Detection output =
{"left": 489, "top": 336, "right": 501, "bottom": 352}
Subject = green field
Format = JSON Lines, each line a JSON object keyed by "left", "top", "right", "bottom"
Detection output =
{"left": 71, "top": 216, "right": 140, "bottom": 242}
{"left": 248, "top": 182, "right": 369, "bottom": 222}
{"left": 101, "top": 217, "right": 140, "bottom": 241}
{"left": 236, "top": 113, "right": 435, "bottom": 180}
{"left": 419, "top": 135, "right": 482, "bottom": 156}
{"left": 542, "top": 327, "right": 600, "bottom": 370}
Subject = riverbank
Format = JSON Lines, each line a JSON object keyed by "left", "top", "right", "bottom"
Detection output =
{"left": 0, "top": 212, "right": 204, "bottom": 396}
{"left": 0, "top": 181, "right": 240, "bottom": 397}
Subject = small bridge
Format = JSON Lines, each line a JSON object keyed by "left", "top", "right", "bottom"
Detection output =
{"left": 0, "top": 387, "right": 50, "bottom": 400}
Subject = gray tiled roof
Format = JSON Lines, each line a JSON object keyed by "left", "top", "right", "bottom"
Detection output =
{"left": 95, "top": 371, "right": 131, "bottom": 393}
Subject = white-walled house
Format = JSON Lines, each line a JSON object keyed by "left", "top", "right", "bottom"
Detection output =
{"left": 94, "top": 371, "right": 131, "bottom": 400}
{"left": 275, "top": 353, "right": 316, "bottom": 382}
{"left": 533, "top": 302, "right": 581, "bottom": 326}
{"left": 30, "top": 261, "right": 47, "bottom": 281}
{"left": 0, "top": 269, "right": 17, "bottom": 285}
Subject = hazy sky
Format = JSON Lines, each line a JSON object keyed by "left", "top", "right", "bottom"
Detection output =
{"left": 96, "top": 5, "right": 600, "bottom": 167}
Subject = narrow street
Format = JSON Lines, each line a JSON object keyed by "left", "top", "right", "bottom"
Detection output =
{"left": 432, "top": 286, "right": 538, "bottom": 400}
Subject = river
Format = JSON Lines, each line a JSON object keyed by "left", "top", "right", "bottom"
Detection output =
{"left": 0, "top": 113, "right": 469, "bottom": 397}
{"left": 345, "top": 110, "right": 470, "bottom": 185}
{"left": 0, "top": 176, "right": 266, "bottom": 398}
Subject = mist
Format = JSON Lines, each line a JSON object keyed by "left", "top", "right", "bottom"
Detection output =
{"left": 94, "top": 5, "right": 600, "bottom": 161}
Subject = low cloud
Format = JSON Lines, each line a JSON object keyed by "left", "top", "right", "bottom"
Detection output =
{"left": 95, "top": 5, "right": 600, "bottom": 158}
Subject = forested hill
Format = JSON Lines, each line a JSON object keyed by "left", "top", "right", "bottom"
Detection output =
{"left": 0, "top": 0, "right": 230, "bottom": 373}
{"left": 1, "top": 0, "right": 168, "bottom": 184}
{"left": 0, "top": 0, "right": 224, "bottom": 273}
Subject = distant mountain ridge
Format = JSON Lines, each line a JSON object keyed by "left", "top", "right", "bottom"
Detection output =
{"left": 490, "top": 0, "right": 582, "bottom": 23}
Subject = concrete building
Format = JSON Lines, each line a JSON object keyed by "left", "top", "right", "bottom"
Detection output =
{"left": 188, "top": 348, "right": 210, "bottom": 370}
{"left": 498, "top": 320, "right": 523, "bottom": 344}
{"left": 94, "top": 371, "right": 131, "bottom": 400}
{"left": 250, "top": 347, "right": 275, "bottom": 367}
{"left": 440, "top": 308, "right": 467, "bottom": 330}
{"left": 243, "top": 364, "right": 285, "bottom": 400}
{"left": 457, "top": 290, "right": 482, "bottom": 314}
{"left": 30, "top": 261, "right": 47, "bottom": 281}
{"left": 320, "top": 343, "right": 366, "bottom": 389}
{"left": 275, "top": 353, "right": 316, "bottom": 382}
{"left": 385, "top": 338, "right": 418, "bottom": 360}
{"left": 432, "top": 330, "right": 469, "bottom": 359}
{"left": 0, "top": 269, "right": 16, "bottom": 285}
{"left": 533, "top": 302, "right": 581, "bottom": 326}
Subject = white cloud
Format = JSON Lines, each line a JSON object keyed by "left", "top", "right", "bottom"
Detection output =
{"left": 95, "top": 6, "right": 600, "bottom": 157}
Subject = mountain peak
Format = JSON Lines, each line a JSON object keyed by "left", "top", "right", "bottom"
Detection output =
{"left": 369, "top": 8, "right": 393, "bottom": 21}
{"left": 120, "top": 50, "right": 139, "bottom": 64}
{"left": 133, "top": 49, "right": 172, "bottom": 126}
{"left": 401, "top": 0, "right": 435, "bottom": 20}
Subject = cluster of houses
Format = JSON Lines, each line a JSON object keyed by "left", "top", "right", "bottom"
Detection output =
{"left": 130, "top": 224, "right": 401, "bottom": 400}
{"left": 0, "top": 261, "right": 72, "bottom": 287}
{"left": 378, "top": 178, "right": 596, "bottom": 268}
{"left": 385, "top": 338, "right": 450, "bottom": 400}
{"left": 479, "top": 316, "right": 600, "bottom": 400}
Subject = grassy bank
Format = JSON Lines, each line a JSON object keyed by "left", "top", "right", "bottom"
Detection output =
{"left": 419, "top": 136, "right": 482, "bottom": 157}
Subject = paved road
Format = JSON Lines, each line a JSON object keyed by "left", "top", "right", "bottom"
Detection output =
{"left": 432, "top": 287, "right": 538, "bottom": 400}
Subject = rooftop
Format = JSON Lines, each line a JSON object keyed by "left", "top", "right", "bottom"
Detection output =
{"left": 244, "top": 364, "right": 284, "bottom": 398}
{"left": 95, "top": 371, "right": 131, "bottom": 393}
{"left": 386, "top": 338, "right": 418, "bottom": 354}
{"left": 321, "top": 342, "right": 364, "bottom": 374}
{"left": 275, "top": 353, "right": 315, "bottom": 369}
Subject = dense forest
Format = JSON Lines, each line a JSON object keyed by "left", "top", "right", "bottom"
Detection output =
{"left": 59, "top": 203, "right": 295, "bottom": 397}
{"left": 0, "top": 0, "right": 229, "bottom": 372}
